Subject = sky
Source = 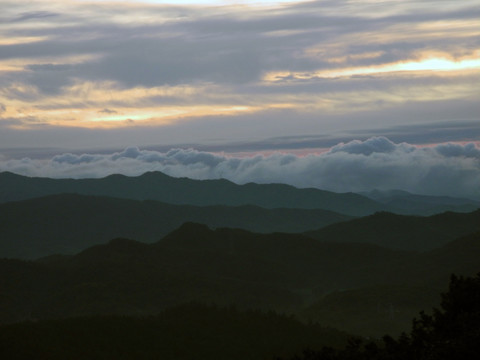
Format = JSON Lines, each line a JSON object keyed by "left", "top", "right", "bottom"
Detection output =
{"left": 0, "top": 0, "right": 479, "bottom": 197}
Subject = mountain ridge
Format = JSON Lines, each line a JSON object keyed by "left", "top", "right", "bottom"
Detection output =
{"left": 2, "top": 171, "right": 478, "bottom": 216}
{"left": 1, "top": 223, "right": 479, "bottom": 336}
{"left": 0, "top": 193, "right": 352, "bottom": 259}
{"left": 306, "top": 209, "right": 480, "bottom": 251}
{"left": 0, "top": 171, "right": 382, "bottom": 216}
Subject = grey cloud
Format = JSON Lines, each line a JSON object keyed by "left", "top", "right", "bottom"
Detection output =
{"left": 328, "top": 137, "right": 414, "bottom": 156}
{"left": 3, "top": 0, "right": 478, "bottom": 92}
{"left": 435, "top": 143, "right": 480, "bottom": 159}
{"left": 52, "top": 153, "right": 102, "bottom": 165}
{"left": 98, "top": 108, "right": 117, "bottom": 114}
{"left": 1, "top": 0, "right": 478, "bottom": 159}
{"left": 1, "top": 137, "right": 479, "bottom": 199}
{"left": 13, "top": 11, "right": 59, "bottom": 22}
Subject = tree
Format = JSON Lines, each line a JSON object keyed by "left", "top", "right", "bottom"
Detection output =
{"left": 283, "top": 273, "right": 480, "bottom": 360}
{"left": 407, "top": 273, "right": 480, "bottom": 359}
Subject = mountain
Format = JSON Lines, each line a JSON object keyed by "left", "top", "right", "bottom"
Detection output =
{"left": 1, "top": 223, "right": 479, "bottom": 333}
{"left": 0, "top": 223, "right": 409, "bottom": 324}
{"left": 0, "top": 171, "right": 389, "bottom": 216}
{"left": 0, "top": 193, "right": 351, "bottom": 259}
{"left": 2, "top": 171, "right": 477, "bottom": 216}
{"left": 0, "top": 304, "right": 350, "bottom": 360}
{"left": 305, "top": 209, "right": 480, "bottom": 251}
{"left": 301, "top": 231, "right": 480, "bottom": 336}
{"left": 362, "top": 189, "right": 480, "bottom": 215}
{"left": 300, "top": 284, "right": 441, "bottom": 337}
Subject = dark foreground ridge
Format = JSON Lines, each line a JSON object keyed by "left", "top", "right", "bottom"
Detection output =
{"left": 0, "top": 273, "right": 478, "bottom": 360}
{"left": 279, "top": 273, "right": 480, "bottom": 360}
{"left": 0, "top": 303, "right": 350, "bottom": 360}
{"left": 1, "top": 223, "right": 479, "bottom": 336}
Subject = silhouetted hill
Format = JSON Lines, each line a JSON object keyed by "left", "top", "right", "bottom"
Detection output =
{"left": 299, "top": 231, "right": 480, "bottom": 336}
{"left": 363, "top": 189, "right": 480, "bottom": 215}
{"left": 0, "top": 171, "right": 393, "bottom": 216}
{"left": 0, "top": 223, "right": 409, "bottom": 324}
{"left": 1, "top": 224, "right": 479, "bottom": 333}
{"left": 0, "top": 304, "right": 350, "bottom": 360}
{"left": 3, "top": 171, "right": 477, "bottom": 216}
{"left": 396, "top": 231, "right": 480, "bottom": 287}
{"left": 282, "top": 273, "right": 480, "bottom": 360}
{"left": 305, "top": 210, "right": 480, "bottom": 251}
{"left": 301, "top": 284, "right": 441, "bottom": 337}
{"left": 0, "top": 194, "right": 351, "bottom": 259}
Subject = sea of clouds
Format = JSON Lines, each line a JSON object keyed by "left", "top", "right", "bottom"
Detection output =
{"left": 1, "top": 137, "right": 479, "bottom": 198}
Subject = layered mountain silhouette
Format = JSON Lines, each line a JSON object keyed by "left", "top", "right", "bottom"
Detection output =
{"left": 306, "top": 209, "right": 480, "bottom": 251}
{"left": 2, "top": 171, "right": 477, "bottom": 216}
{"left": 0, "top": 193, "right": 351, "bottom": 259}
{"left": 1, "top": 170, "right": 479, "bottom": 340}
{"left": 1, "top": 193, "right": 479, "bottom": 258}
{"left": 0, "top": 303, "right": 350, "bottom": 360}
{"left": 362, "top": 189, "right": 480, "bottom": 215}
{"left": 0, "top": 171, "right": 383, "bottom": 216}
{"left": 0, "top": 223, "right": 406, "bottom": 323}
{"left": 1, "top": 223, "right": 479, "bottom": 337}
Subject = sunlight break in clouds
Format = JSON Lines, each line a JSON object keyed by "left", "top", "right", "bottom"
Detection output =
{"left": 264, "top": 55, "right": 480, "bottom": 82}
{"left": 1, "top": 0, "right": 479, "bottom": 152}
{"left": 2, "top": 138, "right": 479, "bottom": 199}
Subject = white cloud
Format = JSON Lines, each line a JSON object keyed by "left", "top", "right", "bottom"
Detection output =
{"left": 1, "top": 137, "right": 479, "bottom": 198}
{"left": 328, "top": 136, "right": 414, "bottom": 155}
{"left": 434, "top": 142, "right": 480, "bottom": 159}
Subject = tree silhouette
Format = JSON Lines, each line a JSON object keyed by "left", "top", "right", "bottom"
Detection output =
{"left": 282, "top": 272, "right": 480, "bottom": 360}
{"left": 406, "top": 273, "right": 480, "bottom": 359}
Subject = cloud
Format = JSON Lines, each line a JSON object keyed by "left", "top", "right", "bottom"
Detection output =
{"left": 1, "top": 0, "right": 479, "bottom": 155}
{"left": 13, "top": 11, "right": 59, "bottom": 23}
{"left": 435, "top": 142, "right": 480, "bottom": 159}
{"left": 2, "top": 1, "right": 479, "bottom": 89}
{"left": 1, "top": 137, "right": 479, "bottom": 199}
{"left": 98, "top": 108, "right": 117, "bottom": 114}
{"left": 328, "top": 137, "right": 413, "bottom": 156}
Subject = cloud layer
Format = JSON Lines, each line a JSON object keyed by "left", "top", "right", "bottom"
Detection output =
{"left": 1, "top": 0, "right": 479, "bottom": 150}
{"left": 2, "top": 137, "right": 479, "bottom": 199}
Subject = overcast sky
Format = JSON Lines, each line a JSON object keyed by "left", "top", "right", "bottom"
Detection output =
{"left": 1, "top": 0, "right": 479, "bottom": 196}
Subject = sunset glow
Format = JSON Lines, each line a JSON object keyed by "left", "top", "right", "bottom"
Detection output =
{"left": 1, "top": 0, "right": 479, "bottom": 153}
{"left": 2, "top": 4, "right": 480, "bottom": 343}
{"left": 264, "top": 55, "right": 480, "bottom": 82}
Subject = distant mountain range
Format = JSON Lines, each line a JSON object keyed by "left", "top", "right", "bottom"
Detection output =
{"left": 1, "top": 223, "right": 479, "bottom": 337}
{"left": 1, "top": 170, "right": 479, "bottom": 337}
{"left": 0, "top": 193, "right": 478, "bottom": 258}
{"left": 0, "top": 194, "right": 351, "bottom": 259}
{"left": 361, "top": 189, "right": 480, "bottom": 215}
{"left": 306, "top": 209, "right": 480, "bottom": 251}
{"left": 1, "top": 171, "right": 478, "bottom": 216}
